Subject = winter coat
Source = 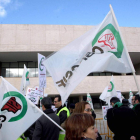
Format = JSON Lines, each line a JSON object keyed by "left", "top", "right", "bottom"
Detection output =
{"left": 133, "top": 103, "right": 140, "bottom": 139}
{"left": 32, "top": 108, "right": 60, "bottom": 140}
{"left": 107, "top": 103, "right": 137, "bottom": 140}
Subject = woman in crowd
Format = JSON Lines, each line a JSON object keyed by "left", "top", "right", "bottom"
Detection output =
{"left": 65, "top": 113, "right": 98, "bottom": 140}
{"left": 74, "top": 101, "right": 102, "bottom": 140}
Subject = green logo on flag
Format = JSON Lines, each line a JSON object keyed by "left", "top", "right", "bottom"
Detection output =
{"left": 108, "top": 81, "right": 114, "bottom": 92}
{"left": 39, "top": 57, "right": 44, "bottom": 71}
{"left": 26, "top": 71, "right": 29, "bottom": 81}
{"left": 2, "top": 91, "right": 27, "bottom": 122}
{"left": 92, "top": 24, "right": 124, "bottom": 58}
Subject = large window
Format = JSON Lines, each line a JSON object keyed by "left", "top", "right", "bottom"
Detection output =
{"left": 1, "top": 62, "right": 38, "bottom": 77}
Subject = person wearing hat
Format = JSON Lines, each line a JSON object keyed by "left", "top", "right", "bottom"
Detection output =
{"left": 32, "top": 97, "right": 60, "bottom": 140}
{"left": 107, "top": 97, "right": 137, "bottom": 140}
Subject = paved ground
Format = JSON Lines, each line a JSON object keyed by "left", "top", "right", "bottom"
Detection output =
{"left": 94, "top": 109, "right": 113, "bottom": 140}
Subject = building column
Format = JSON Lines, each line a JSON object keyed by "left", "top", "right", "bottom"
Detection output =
{"left": 79, "top": 95, "right": 83, "bottom": 102}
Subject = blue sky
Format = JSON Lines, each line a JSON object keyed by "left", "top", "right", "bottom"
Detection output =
{"left": 0, "top": 0, "right": 140, "bottom": 27}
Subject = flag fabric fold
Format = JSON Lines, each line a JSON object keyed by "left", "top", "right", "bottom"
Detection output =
{"left": 20, "top": 64, "right": 30, "bottom": 95}
{"left": 0, "top": 77, "right": 42, "bottom": 140}
{"left": 43, "top": 7, "right": 135, "bottom": 105}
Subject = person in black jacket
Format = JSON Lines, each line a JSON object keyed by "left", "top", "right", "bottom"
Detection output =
{"left": 32, "top": 96, "right": 60, "bottom": 140}
{"left": 132, "top": 94, "right": 140, "bottom": 139}
{"left": 54, "top": 95, "right": 70, "bottom": 125}
{"left": 107, "top": 97, "right": 137, "bottom": 140}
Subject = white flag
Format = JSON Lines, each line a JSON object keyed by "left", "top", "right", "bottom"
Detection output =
{"left": 129, "top": 90, "right": 133, "bottom": 103}
{"left": 87, "top": 93, "right": 94, "bottom": 110}
{"left": 99, "top": 86, "right": 108, "bottom": 102}
{"left": 116, "top": 90, "right": 124, "bottom": 102}
{"left": 38, "top": 53, "right": 46, "bottom": 88}
{"left": 20, "top": 64, "right": 30, "bottom": 95}
{"left": 43, "top": 7, "right": 134, "bottom": 105}
{"left": 0, "top": 77, "right": 42, "bottom": 140}
{"left": 100, "top": 75, "right": 117, "bottom": 107}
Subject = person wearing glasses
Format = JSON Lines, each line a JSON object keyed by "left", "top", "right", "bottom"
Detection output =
{"left": 65, "top": 113, "right": 98, "bottom": 140}
{"left": 73, "top": 101, "right": 102, "bottom": 140}
{"left": 54, "top": 95, "right": 70, "bottom": 140}
{"left": 107, "top": 97, "right": 137, "bottom": 140}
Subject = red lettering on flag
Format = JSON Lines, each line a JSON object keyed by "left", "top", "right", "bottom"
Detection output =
{"left": 98, "top": 33, "right": 115, "bottom": 49}
{"left": 1, "top": 97, "right": 21, "bottom": 114}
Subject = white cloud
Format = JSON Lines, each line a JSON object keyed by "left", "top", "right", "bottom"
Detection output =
{"left": 0, "top": 0, "right": 11, "bottom": 5}
{"left": 0, "top": 6, "right": 6, "bottom": 17}
{"left": 0, "top": 0, "right": 22, "bottom": 17}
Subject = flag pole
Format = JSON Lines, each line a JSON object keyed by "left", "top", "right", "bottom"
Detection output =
{"left": 34, "top": 105, "right": 65, "bottom": 132}
{"left": 109, "top": 4, "right": 140, "bottom": 95}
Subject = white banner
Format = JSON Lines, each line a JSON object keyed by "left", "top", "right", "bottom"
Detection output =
{"left": 102, "top": 106, "right": 109, "bottom": 121}
{"left": 26, "top": 87, "right": 39, "bottom": 104}
{"left": 43, "top": 8, "right": 134, "bottom": 105}
{"left": 38, "top": 53, "right": 46, "bottom": 88}
{"left": 20, "top": 64, "right": 30, "bottom": 95}
{"left": 0, "top": 77, "right": 42, "bottom": 140}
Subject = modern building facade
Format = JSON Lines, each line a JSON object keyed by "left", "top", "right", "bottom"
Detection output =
{"left": 0, "top": 24, "right": 140, "bottom": 108}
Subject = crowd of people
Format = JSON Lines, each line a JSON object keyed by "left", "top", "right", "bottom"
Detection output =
{"left": 18, "top": 94, "right": 140, "bottom": 140}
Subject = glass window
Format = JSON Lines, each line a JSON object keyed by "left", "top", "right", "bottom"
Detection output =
{"left": 28, "top": 68, "right": 36, "bottom": 77}
{"left": 106, "top": 72, "right": 112, "bottom": 76}
{"left": 100, "top": 73, "right": 105, "bottom": 76}
{"left": 2, "top": 63, "right": 9, "bottom": 68}
{"left": 19, "top": 62, "right": 27, "bottom": 68}
{"left": 9, "top": 69, "right": 18, "bottom": 77}
{"left": 93, "top": 73, "right": 100, "bottom": 76}
{"left": 28, "top": 62, "right": 35, "bottom": 68}
{"left": 35, "top": 62, "right": 38, "bottom": 68}
{"left": 19, "top": 68, "right": 24, "bottom": 77}
{"left": 1, "top": 68, "right": 6, "bottom": 77}
{"left": 36, "top": 68, "right": 38, "bottom": 77}
{"left": 6, "top": 68, "right": 10, "bottom": 77}
{"left": 10, "top": 62, "right": 18, "bottom": 68}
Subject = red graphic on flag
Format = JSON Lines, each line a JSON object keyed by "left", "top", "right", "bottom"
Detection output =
{"left": 108, "top": 83, "right": 112, "bottom": 90}
{"left": 1, "top": 97, "right": 21, "bottom": 114}
{"left": 28, "top": 89, "right": 31, "bottom": 92}
{"left": 98, "top": 33, "right": 115, "bottom": 49}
